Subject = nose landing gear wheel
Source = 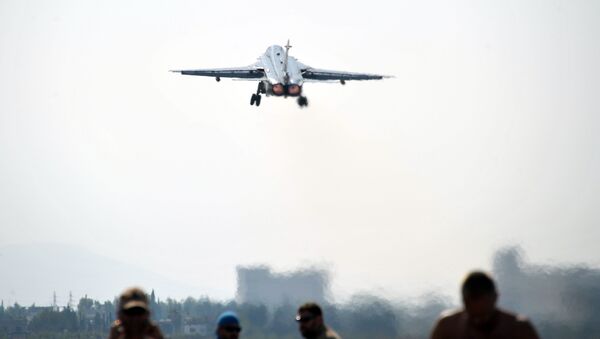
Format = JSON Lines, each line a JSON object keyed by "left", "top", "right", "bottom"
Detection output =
{"left": 297, "top": 96, "right": 308, "bottom": 107}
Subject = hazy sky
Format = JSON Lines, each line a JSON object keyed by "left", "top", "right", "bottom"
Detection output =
{"left": 1, "top": 0, "right": 599, "bottom": 304}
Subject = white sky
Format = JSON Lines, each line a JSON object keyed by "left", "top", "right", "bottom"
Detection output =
{"left": 1, "top": 0, "right": 599, "bottom": 303}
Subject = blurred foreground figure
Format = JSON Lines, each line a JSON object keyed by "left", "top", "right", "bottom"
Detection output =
{"left": 430, "top": 271, "right": 539, "bottom": 339}
{"left": 296, "top": 302, "right": 341, "bottom": 339}
{"left": 216, "top": 311, "right": 242, "bottom": 339}
{"left": 108, "top": 287, "right": 164, "bottom": 339}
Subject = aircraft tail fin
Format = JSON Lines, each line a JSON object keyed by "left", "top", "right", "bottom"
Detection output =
{"left": 283, "top": 39, "right": 292, "bottom": 83}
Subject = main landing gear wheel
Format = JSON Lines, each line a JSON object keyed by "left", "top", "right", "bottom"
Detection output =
{"left": 250, "top": 82, "right": 265, "bottom": 106}
{"left": 250, "top": 93, "right": 262, "bottom": 106}
{"left": 297, "top": 96, "right": 308, "bottom": 107}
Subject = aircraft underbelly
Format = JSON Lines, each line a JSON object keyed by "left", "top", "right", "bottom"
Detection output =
{"left": 260, "top": 47, "right": 303, "bottom": 86}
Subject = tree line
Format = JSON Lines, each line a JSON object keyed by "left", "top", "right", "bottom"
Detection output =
{"left": 1, "top": 290, "right": 598, "bottom": 338}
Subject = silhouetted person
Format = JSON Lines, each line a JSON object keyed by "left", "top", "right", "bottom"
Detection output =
{"left": 430, "top": 271, "right": 539, "bottom": 339}
{"left": 296, "top": 302, "right": 341, "bottom": 339}
{"left": 108, "top": 287, "right": 164, "bottom": 339}
{"left": 216, "top": 311, "right": 242, "bottom": 339}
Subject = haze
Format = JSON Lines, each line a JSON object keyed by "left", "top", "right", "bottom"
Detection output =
{"left": 1, "top": 0, "right": 599, "bottom": 305}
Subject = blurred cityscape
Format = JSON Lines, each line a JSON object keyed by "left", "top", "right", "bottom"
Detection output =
{"left": 1, "top": 247, "right": 599, "bottom": 338}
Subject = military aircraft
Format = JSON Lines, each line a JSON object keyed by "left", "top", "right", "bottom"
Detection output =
{"left": 171, "top": 40, "right": 391, "bottom": 108}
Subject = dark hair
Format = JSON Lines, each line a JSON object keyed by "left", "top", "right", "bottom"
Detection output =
{"left": 298, "top": 302, "right": 323, "bottom": 317}
{"left": 461, "top": 271, "right": 497, "bottom": 298}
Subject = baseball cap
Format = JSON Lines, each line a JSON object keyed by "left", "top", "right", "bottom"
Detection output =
{"left": 119, "top": 287, "right": 149, "bottom": 312}
{"left": 217, "top": 311, "right": 240, "bottom": 328}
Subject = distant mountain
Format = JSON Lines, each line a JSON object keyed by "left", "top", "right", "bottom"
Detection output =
{"left": 0, "top": 243, "right": 200, "bottom": 306}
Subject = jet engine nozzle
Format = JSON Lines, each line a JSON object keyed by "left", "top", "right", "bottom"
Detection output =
{"left": 272, "top": 83, "right": 285, "bottom": 96}
{"left": 286, "top": 84, "right": 301, "bottom": 96}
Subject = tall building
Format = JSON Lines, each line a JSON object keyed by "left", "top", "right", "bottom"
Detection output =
{"left": 493, "top": 246, "right": 600, "bottom": 326}
{"left": 236, "top": 266, "right": 329, "bottom": 308}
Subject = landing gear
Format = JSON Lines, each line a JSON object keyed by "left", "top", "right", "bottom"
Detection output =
{"left": 297, "top": 96, "right": 308, "bottom": 108}
{"left": 250, "top": 82, "right": 265, "bottom": 106}
{"left": 250, "top": 93, "right": 262, "bottom": 106}
{"left": 257, "top": 81, "right": 266, "bottom": 94}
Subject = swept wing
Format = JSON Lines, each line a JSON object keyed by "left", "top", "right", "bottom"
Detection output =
{"left": 170, "top": 65, "right": 264, "bottom": 79}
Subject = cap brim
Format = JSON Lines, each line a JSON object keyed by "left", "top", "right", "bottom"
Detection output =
{"left": 123, "top": 300, "right": 149, "bottom": 311}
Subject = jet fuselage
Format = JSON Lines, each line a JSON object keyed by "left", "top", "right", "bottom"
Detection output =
{"left": 260, "top": 45, "right": 303, "bottom": 97}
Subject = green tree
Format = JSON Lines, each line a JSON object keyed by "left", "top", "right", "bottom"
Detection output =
{"left": 28, "top": 308, "right": 78, "bottom": 333}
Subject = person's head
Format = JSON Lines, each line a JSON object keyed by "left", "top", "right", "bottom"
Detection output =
{"left": 216, "top": 311, "right": 241, "bottom": 339}
{"left": 461, "top": 271, "right": 498, "bottom": 327}
{"left": 296, "top": 302, "right": 325, "bottom": 338}
{"left": 118, "top": 287, "right": 151, "bottom": 331}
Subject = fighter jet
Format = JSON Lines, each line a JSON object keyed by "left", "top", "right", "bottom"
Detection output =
{"left": 171, "top": 40, "right": 391, "bottom": 108}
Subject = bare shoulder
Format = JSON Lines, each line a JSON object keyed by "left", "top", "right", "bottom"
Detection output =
{"left": 497, "top": 309, "right": 531, "bottom": 324}
{"left": 514, "top": 315, "right": 540, "bottom": 339}
{"left": 438, "top": 308, "right": 465, "bottom": 324}
{"left": 430, "top": 309, "right": 465, "bottom": 339}
{"left": 497, "top": 309, "right": 540, "bottom": 339}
